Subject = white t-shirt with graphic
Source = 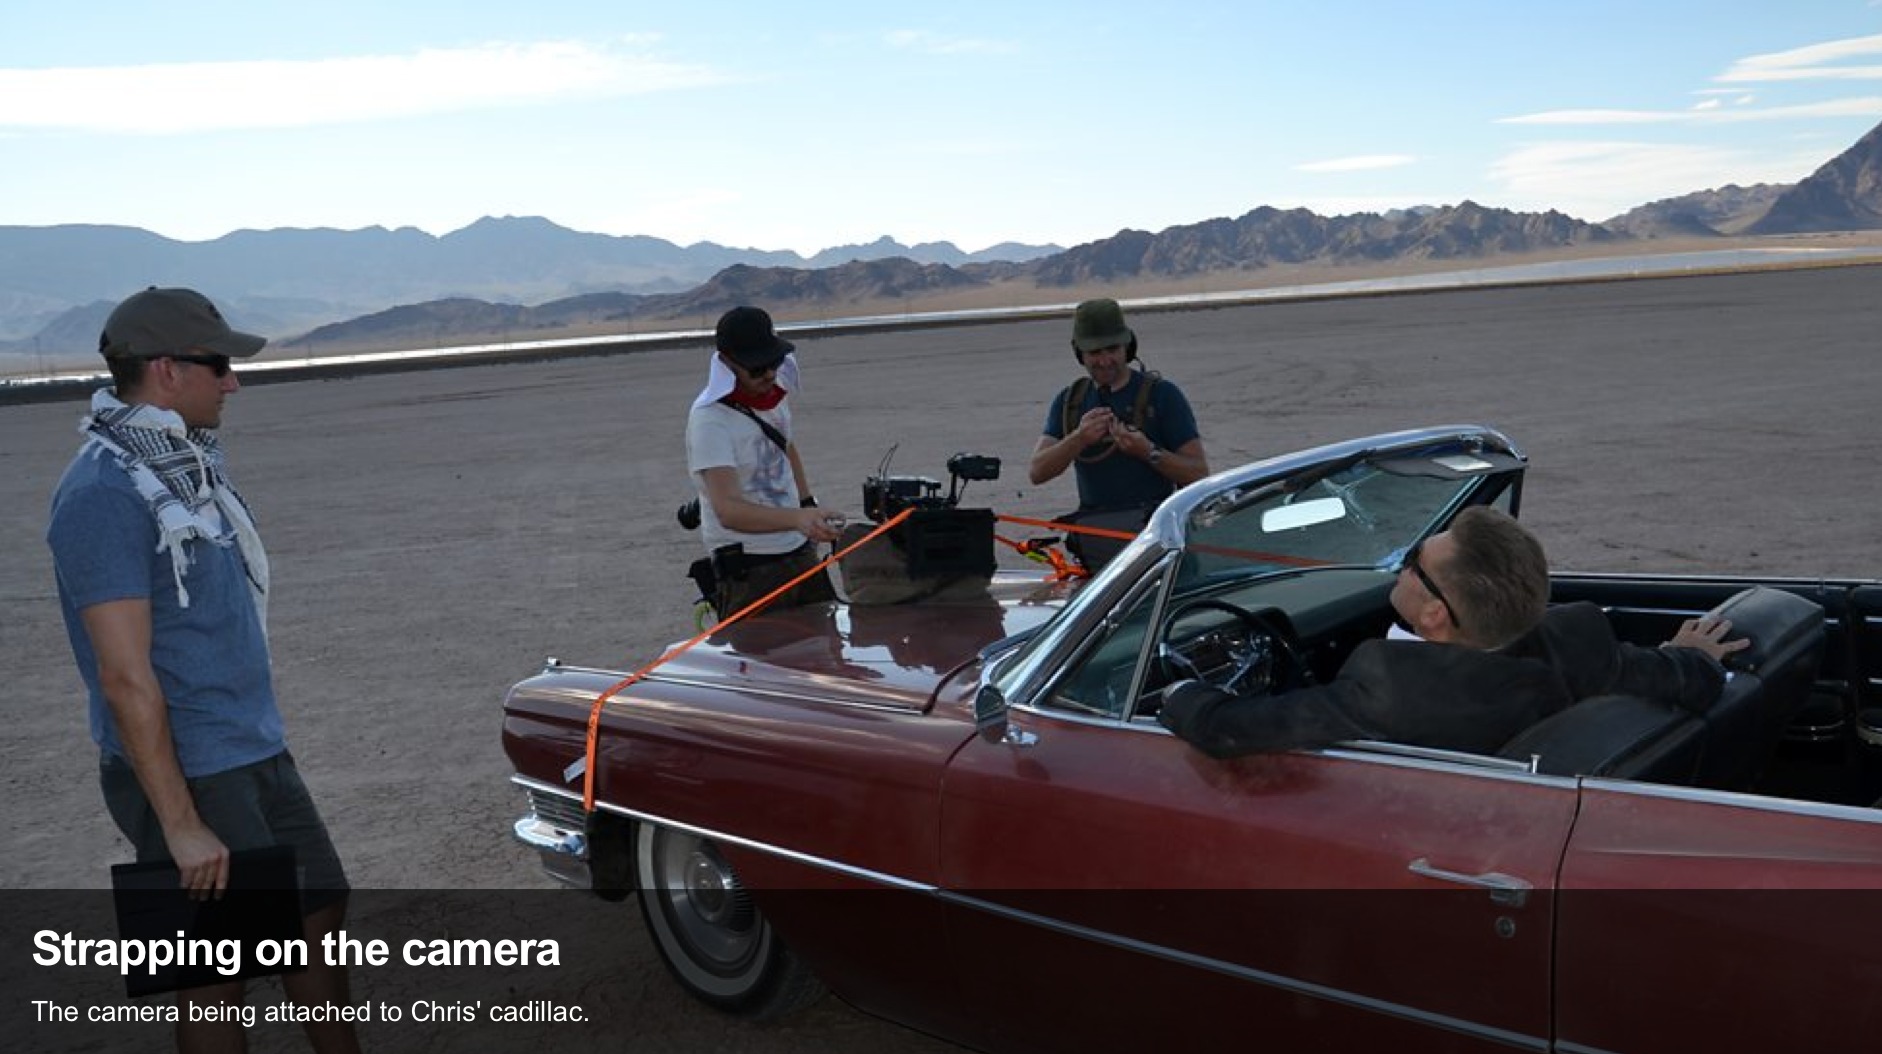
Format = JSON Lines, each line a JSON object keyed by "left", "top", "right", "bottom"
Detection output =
{"left": 686, "top": 400, "right": 803, "bottom": 556}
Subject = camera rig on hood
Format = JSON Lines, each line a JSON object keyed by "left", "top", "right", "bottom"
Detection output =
{"left": 856, "top": 450, "right": 1001, "bottom": 581}
{"left": 863, "top": 452, "right": 1000, "bottom": 522}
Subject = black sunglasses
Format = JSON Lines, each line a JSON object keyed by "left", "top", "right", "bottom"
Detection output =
{"left": 165, "top": 353, "right": 232, "bottom": 378}
{"left": 1402, "top": 539, "right": 1460, "bottom": 629}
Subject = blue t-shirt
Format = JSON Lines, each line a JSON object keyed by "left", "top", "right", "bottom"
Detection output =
{"left": 1043, "top": 371, "right": 1201, "bottom": 511}
{"left": 46, "top": 450, "right": 285, "bottom": 778}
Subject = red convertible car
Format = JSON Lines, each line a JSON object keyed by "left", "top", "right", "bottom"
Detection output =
{"left": 502, "top": 425, "right": 1882, "bottom": 1053}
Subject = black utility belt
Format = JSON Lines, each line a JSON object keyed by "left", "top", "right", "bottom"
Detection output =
{"left": 711, "top": 542, "right": 807, "bottom": 579}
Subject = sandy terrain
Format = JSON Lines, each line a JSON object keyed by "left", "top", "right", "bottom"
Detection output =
{"left": 3, "top": 263, "right": 1878, "bottom": 1051}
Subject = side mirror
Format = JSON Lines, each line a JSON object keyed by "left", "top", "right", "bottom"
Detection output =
{"left": 974, "top": 684, "right": 1008, "bottom": 736}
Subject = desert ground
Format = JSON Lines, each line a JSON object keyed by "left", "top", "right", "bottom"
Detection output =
{"left": 3, "top": 263, "right": 1879, "bottom": 1051}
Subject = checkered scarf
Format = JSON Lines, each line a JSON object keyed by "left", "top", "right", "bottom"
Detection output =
{"left": 78, "top": 389, "right": 269, "bottom": 624}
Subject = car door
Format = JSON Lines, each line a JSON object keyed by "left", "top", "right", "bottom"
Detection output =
{"left": 1553, "top": 782, "right": 1882, "bottom": 1053}
{"left": 937, "top": 560, "right": 1580, "bottom": 1052}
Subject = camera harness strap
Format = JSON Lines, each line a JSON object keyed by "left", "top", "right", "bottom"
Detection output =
{"left": 720, "top": 398, "right": 789, "bottom": 452}
{"left": 1061, "top": 370, "right": 1161, "bottom": 463}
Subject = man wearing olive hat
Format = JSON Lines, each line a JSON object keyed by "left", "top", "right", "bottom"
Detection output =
{"left": 686, "top": 305, "right": 840, "bottom": 617}
{"left": 1029, "top": 298, "right": 1209, "bottom": 564}
{"left": 45, "top": 287, "right": 361, "bottom": 1053}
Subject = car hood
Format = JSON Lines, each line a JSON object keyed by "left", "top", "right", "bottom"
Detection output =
{"left": 651, "top": 572, "right": 1076, "bottom": 711}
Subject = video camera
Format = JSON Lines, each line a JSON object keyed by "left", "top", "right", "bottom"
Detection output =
{"left": 863, "top": 452, "right": 1001, "bottom": 523}
{"left": 857, "top": 451, "right": 1002, "bottom": 580}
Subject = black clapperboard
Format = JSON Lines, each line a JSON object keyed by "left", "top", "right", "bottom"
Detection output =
{"left": 109, "top": 845, "right": 305, "bottom": 996}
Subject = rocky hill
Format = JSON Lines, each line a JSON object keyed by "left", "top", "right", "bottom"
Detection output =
{"left": 286, "top": 202, "right": 1620, "bottom": 349}
{"left": 1604, "top": 184, "right": 1789, "bottom": 237}
{"left": 1748, "top": 120, "right": 1882, "bottom": 234}
{"left": 1029, "top": 202, "right": 1615, "bottom": 286}
{"left": 287, "top": 257, "right": 993, "bottom": 349}
{"left": 0, "top": 219, "right": 1059, "bottom": 348}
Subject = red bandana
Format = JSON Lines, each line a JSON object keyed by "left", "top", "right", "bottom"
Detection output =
{"left": 722, "top": 385, "right": 787, "bottom": 411}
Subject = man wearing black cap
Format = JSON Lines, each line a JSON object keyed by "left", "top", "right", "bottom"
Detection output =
{"left": 686, "top": 305, "right": 841, "bottom": 617}
{"left": 1029, "top": 298, "right": 1209, "bottom": 565}
{"left": 45, "top": 288, "right": 360, "bottom": 1053}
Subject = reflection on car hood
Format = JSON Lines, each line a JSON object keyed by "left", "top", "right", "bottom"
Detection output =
{"left": 652, "top": 572, "right": 1076, "bottom": 711}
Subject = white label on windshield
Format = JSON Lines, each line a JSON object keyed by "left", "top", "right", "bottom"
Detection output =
{"left": 1434, "top": 454, "right": 1493, "bottom": 473}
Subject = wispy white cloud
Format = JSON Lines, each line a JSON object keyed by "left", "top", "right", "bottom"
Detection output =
{"left": 1295, "top": 154, "right": 1418, "bottom": 173}
{"left": 884, "top": 30, "right": 1018, "bottom": 56}
{"left": 1487, "top": 140, "right": 1823, "bottom": 220}
{"left": 1719, "top": 33, "right": 1882, "bottom": 83}
{"left": 1500, "top": 97, "right": 1882, "bottom": 125}
{"left": 0, "top": 38, "right": 729, "bottom": 134}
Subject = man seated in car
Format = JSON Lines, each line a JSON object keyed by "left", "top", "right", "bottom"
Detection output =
{"left": 1158, "top": 507, "right": 1746, "bottom": 758}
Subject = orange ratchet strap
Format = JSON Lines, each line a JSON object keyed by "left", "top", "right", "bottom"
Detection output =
{"left": 580, "top": 507, "right": 913, "bottom": 812}
{"left": 993, "top": 532, "right": 1088, "bottom": 582}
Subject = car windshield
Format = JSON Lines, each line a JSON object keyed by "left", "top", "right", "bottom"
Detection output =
{"left": 984, "top": 428, "right": 1524, "bottom": 710}
{"left": 1174, "top": 451, "right": 1504, "bottom": 593}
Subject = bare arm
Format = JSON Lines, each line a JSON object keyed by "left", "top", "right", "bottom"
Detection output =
{"left": 1160, "top": 438, "right": 1211, "bottom": 486}
{"left": 80, "top": 598, "right": 230, "bottom": 896}
{"left": 785, "top": 441, "right": 815, "bottom": 506}
{"left": 1110, "top": 424, "right": 1210, "bottom": 487}
{"left": 700, "top": 466, "right": 840, "bottom": 542}
{"left": 1029, "top": 407, "right": 1116, "bottom": 485}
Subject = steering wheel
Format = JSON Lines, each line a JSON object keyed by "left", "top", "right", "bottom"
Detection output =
{"left": 1157, "top": 598, "right": 1316, "bottom": 696}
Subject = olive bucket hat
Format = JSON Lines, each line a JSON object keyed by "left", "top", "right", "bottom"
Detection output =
{"left": 1071, "top": 298, "right": 1135, "bottom": 353}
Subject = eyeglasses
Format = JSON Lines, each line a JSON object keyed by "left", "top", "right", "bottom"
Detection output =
{"left": 1402, "top": 539, "right": 1460, "bottom": 629}
{"left": 727, "top": 356, "right": 781, "bottom": 378}
{"left": 165, "top": 353, "right": 232, "bottom": 378}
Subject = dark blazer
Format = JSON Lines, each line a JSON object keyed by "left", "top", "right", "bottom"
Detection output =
{"left": 1157, "top": 639, "right": 1573, "bottom": 758}
{"left": 1503, "top": 602, "right": 1725, "bottom": 713}
{"left": 1158, "top": 602, "right": 1727, "bottom": 760}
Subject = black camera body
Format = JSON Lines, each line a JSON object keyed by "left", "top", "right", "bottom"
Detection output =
{"left": 862, "top": 475, "right": 942, "bottom": 523}
{"left": 862, "top": 452, "right": 1003, "bottom": 523}
{"left": 857, "top": 453, "right": 1002, "bottom": 580}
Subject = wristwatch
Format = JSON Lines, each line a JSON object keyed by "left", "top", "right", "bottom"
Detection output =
{"left": 1147, "top": 445, "right": 1164, "bottom": 467}
{"left": 800, "top": 495, "right": 819, "bottom": 508}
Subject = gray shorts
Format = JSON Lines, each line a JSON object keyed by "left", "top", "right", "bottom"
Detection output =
{"left": 100, "top": 750, "right": 350, "bottom": 914}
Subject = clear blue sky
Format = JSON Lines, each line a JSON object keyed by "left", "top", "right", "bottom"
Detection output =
{"left": 4, "top": 2, "right": 1881, "bottom": 254}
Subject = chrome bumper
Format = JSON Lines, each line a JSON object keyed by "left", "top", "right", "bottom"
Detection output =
{"left": 510, "top": 781, "right": 591, "bottom": 888}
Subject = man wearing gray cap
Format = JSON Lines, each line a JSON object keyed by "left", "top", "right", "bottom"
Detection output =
{"left": 46, "top": 288, "right": 360, "bottom": 1053}
{"left": 1029, "top": 297, "right": 1209, "bottom": 566}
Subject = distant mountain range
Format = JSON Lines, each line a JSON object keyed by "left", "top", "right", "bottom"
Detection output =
{"left": 7, "top": 118, "right": 1882, "bottom": 366}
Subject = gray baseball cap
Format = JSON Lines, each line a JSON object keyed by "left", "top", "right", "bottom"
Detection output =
{"left": 99, "top": 287, "right": 267, "bottom": 360}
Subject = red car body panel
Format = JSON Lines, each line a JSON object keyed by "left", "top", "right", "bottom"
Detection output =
{"left": 1554, "top": 785, "right": 1882, "bottom": 1053}
{"left": 940, "top": 708, "right": 1578, "bottom": 1051}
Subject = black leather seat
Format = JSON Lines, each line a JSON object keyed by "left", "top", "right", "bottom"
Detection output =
{"left": 1499, "top": 694, "right": 1705, "bottom": 782}
{"left": 1691, "top": 587, "right": 1826, "bottom": 791}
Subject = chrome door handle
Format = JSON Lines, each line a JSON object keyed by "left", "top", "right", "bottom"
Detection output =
{"left": 1408, "top": 857, "right": 1533, "bottom": 908}
{"left": 1001, "top": 725, "right": 1039, "bottom": 748}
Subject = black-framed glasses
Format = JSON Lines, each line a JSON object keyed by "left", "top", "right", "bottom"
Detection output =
{"left": 722, "top": 354, "right": 781, "bottom": 378}
{"left": 1402, "top": 538, "right": 1460, "bottom": 629}
{"left": 165, "top": 353, "right": 232, "bottom": 378}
